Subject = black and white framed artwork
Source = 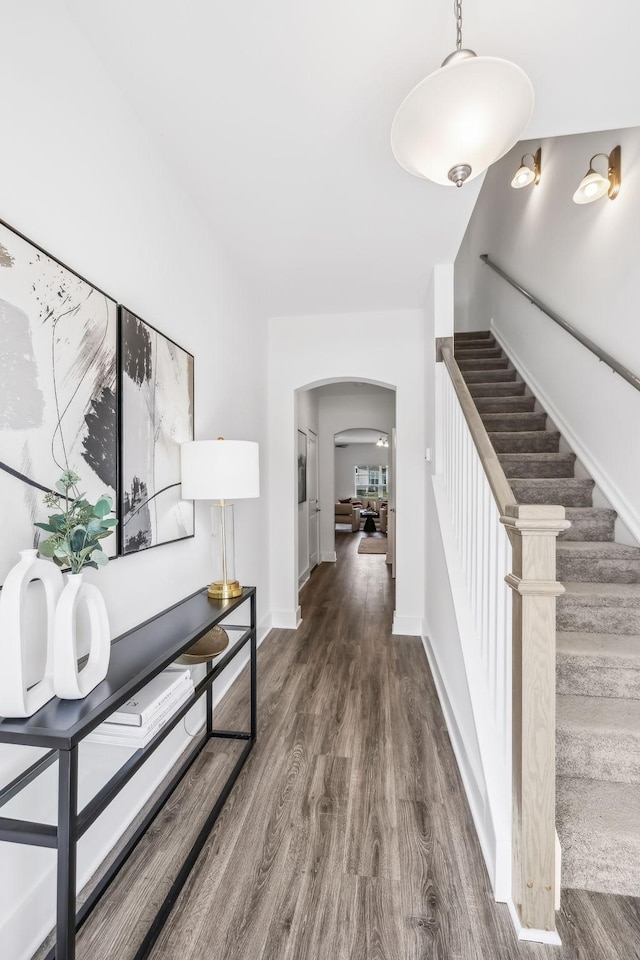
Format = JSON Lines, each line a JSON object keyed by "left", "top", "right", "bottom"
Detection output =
{"left": 119, "top": 307, "right": 194, "bottom": 554}
{"left": 297, "top": 429, "right": 307, "bottom": 504}
{"left": 0, "top": 220, "right": 118, "bottom": 585}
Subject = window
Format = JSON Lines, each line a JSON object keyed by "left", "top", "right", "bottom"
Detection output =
{"left": 354, "top": 465, "right": 388, "bottom": 498}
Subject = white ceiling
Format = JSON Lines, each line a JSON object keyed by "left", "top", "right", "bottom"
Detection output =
{"left": 65, "top": 0, "right": 640, "bottom": 317}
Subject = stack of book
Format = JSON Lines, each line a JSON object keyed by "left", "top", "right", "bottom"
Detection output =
{"left": 87, "top": 666, "right": 194, "bottom": 749}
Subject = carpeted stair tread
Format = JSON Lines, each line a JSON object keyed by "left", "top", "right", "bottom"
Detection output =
{"left": 488, "top": 430, "right": 560, "bottom": 453}
{"left": 474, "top": 396, "right": 536, "bottom": 414}
{"left": 468, "top": 381, "right": 526, "bottom": 397}
{"left": 559, "top": 508, "right": 616, "bottom": 542}
{"left": 557, "top": 632, "right": 640, "bottom": 699}
{"left": 462, "top": 368, "right": 518, "bottom": 383}
{"left": 558, "top": 582, "right": 640, "bottom": 635}
{"left": 498, "top": 452, "right": 576, "bottom": 479}
{"left": 557, "top": 694, "right": 640, "bottom": 783}
{"left": 557, "top": 541, "right": 640, "bottom": 583}
{"left": 481, "top": 411, "right": 547, "bottom": 432}
{"left": 454, "top": 340, "right": 499, "bottom": 352}
{"left": 556, "top": 777, "right": 640, "bottom": 894}
{"left": 457, "top": 356, "right": 511, "bottom": 371}
{"left": 454, "top": 330, "right": 492, "bottom": 341}
{"left": 455, "top": 347, "right": 504, "bottom": 361}
{"left": 510, "top": 477, "right": 594, "bottom": 507}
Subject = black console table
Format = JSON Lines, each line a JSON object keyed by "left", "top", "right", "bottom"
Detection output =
{"left": 0, "top": 586, "right": 257, "bottom": 960}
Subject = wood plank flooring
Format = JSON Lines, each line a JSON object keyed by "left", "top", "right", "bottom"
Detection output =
{"left": 43, "top": 531, "right": 640, "bottom": 959}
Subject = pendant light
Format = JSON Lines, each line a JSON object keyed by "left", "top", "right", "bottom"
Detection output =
{"left": 391, "top": 0, "right": 534, "bottom": 187}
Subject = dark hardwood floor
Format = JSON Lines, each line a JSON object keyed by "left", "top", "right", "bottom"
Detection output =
{"left": 54, "top": 531, "right": 640, "bottom": 960}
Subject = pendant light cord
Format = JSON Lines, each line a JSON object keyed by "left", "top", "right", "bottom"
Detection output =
{"left": 455, "top": 0, "right": 463, "bottom": 50}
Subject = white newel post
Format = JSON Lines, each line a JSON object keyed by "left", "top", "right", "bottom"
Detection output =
{"left": 502, "top": 503, "right": 569, "bottom": 938}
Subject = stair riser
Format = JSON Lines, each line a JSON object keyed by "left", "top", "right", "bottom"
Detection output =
{"left": 457, "top": 357, "right": 510, "bottom": 371}
{"left": 558, "top": 601, "right": 640, "bottom": 635}
{"left": 453, "top": 339, "right": 498, "bottom": 352}
{"left": 557, "top": 658, "right": 640, "bottom": 700}
{"left": 500, "top": 456, "right": 575, "bottom": 479}
{"left": 468, "top": 383, "right": 525, "bottom": 397}
{"left": 557, "top": 728, "right": 640, "bottom": 785}
{"left": 557, "top": 555, "right": 640, "bottom": 583}
{"left": 462, "top": 369, "right": 517, "bottom": 383}
{"left": 475, "top": 397, "right": 536, "bottom": 414}
{"left": 511, "top": 479, "right": 594, "bottom": 507}
{"left": 559, "top": 513, "right": 616, "bottom": 542}
{"left": 489, "top": 431, "right": 560, "bottom": 453}
{"left": 481, "top": 413, "right": 547, "bottom": 432}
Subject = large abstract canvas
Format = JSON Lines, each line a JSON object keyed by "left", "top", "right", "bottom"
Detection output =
{"left": 119, "top": 308, "right": 194, "bottom": 554}
{"left": 0, "top": 221, "right": 118, "bottom": 586}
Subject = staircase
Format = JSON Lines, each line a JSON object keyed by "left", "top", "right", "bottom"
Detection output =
{"left": 454, "top": 330, "right": 640, "bottom": 898}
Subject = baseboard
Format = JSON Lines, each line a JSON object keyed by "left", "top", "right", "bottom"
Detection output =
{"left": 298, "top": 566, "right": 310, "bottom": 589}
{"left": 391, "top": 614, "right": 422, "bottom": 636}
{"left": 421, "top": 631, "right": 497, "bottom": 894}
{"left": 507, "top": 899, "right": 561, "bottom": 946}
{"left": 258, "top": 614, "right": 273, "bottom": 644}
{"left": 270, "top": 608, "right": 302, "bottom": 630}
{"left": 491, "top": 321, "right": 640, "bottom": 546}
{"left": 320, "top": 551, "right": 336, "bottom": 563}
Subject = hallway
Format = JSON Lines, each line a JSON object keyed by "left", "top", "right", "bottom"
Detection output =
{"left": 61, "top": 533, "right": 640, "bottom": 960}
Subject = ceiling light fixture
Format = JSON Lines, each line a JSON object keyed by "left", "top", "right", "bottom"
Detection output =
{"left": 391, "top": 0, "right": 534, "bottom": 188}
{"left": 573, "top": 146, "right": 621, "bottom": 204}
{"left": 511, "top": 148, "right": 542, "bottom": 188}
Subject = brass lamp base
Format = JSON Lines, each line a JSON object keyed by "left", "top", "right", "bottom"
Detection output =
{"left": 207, "top": 579, "right": 243, "bottom": 600}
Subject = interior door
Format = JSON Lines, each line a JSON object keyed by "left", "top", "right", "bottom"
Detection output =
{"left": 308, "top": 431, "right": 319, "bottom": 570}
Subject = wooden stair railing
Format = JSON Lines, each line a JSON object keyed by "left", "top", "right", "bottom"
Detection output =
{"left": 440, "top": 343, "right": 569, "bottom": 939}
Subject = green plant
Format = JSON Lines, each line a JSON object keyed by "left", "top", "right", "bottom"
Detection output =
{"left": 35, "top": 469, "right": 118, "bottom": 574}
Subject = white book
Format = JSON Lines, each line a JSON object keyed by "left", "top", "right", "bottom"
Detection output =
{"left": 87, "top": 684, "right": 194, "bottom": 749}
{"left": 107, "top": 668, "right": 192, "bottom": 726}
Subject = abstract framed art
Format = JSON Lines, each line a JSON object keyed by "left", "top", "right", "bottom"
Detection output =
{"left": 0, "top": 219, "right": 118, "bottom": 585}
{"left": 297, "top": 429, "right": 307, "bottom": 504}
{"left": 119, "top": 307, "right": 194, "bottom": 554}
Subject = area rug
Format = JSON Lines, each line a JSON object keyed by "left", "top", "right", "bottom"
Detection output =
{"left": 358, "top": 537, "right": 388, "bottom": 555}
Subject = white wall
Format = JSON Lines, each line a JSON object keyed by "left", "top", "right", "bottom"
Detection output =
{"left": 335, "top": 443, "right": 389, "bottom": 500}
{"left": 455, "top": 126, "right": 640, "bottom": 542}
{"left": 296, "top": 389, "right": 319, "bottom": 584}
{"left": 0, "top": 5, "right": 269, "bottom": 958}
{"left": 268, "top": 311, "right": 423, "bottom": 635}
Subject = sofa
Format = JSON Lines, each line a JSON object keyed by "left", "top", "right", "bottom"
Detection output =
{"left": 335, "top": 501, "right": 361, "bottom": 531}
{"left": 335, "top": 498, "right": 388, "bottom": 532}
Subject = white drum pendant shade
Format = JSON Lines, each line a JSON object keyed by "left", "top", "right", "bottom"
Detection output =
{"left": 391, "top": 55, "right": 535, "bottom": 186}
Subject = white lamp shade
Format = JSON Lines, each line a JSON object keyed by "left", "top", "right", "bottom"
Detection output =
{"left": 511, "top": 164, "right": 535, "bottom": 188}
{"left": 391, "top": 55, "right": 534, "bottom": 185}
{"left": 573, "top": 171, "right": 610, "bottom": 204}
{"left": 180, "top": 440, "right": 260, "bottom": 500}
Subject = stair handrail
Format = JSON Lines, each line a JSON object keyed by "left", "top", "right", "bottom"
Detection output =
{"left": 441, "top": 343, "right": 516, "bottom": 515}
{"left": 480, "top": 254, "right": 640, "bottom": 394}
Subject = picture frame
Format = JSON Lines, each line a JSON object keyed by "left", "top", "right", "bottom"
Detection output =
{"left": 119, "top": 306, "right": 194, "bottom": 555}
{"left": 297, "top": 429, "right": 307, "bottom": 504}
{"left": 0, "top": 219, "right": 119, "bottom": 586}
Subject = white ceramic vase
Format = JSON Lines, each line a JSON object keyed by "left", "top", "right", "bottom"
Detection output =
{"left": 53, "top": 570, "right": 111, "bottom": 700}
{"left": 0, "top": 549, "right": 63, "bottom": 717}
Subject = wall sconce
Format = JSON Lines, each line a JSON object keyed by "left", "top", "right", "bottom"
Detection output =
{"left": 511, "top": 148, "right": 541, "bottom": 188}
{"left": 573, "top": 146, "right": 621, "bottom": 204}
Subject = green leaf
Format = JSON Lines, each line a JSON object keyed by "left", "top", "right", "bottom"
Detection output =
{"left": 38, "top": 538, "right": 57, "bottom": 558}
{"left": 70, "top": 527, "right": 86, "bottom": 552}
{"left": 54, "top": 547, "right": 69, "bottom": 559}
{"left": 87, "top": 518, "right": 102, "bottom": 536}
{"left": 93, "top": 498, "right": 111, "bottom": 518}
{"left": 93, "top": 549, "right": 109, "bottom": 567}
{"left": 34, "top": 522, "right": 56, "bottom": 533}
{"left": 101, "top": 517, "right": 118, "bottom": 527}
{"left": 55, "top": 480, "right": 68, "bottom": 495}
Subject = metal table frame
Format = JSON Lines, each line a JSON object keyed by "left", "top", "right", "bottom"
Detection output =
{"left": 0, "top": 586, "right": 257, "bottom": 960}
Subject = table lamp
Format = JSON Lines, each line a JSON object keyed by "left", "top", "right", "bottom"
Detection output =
{"left": 180, "top": 438, "right": 260, "bottom": 600}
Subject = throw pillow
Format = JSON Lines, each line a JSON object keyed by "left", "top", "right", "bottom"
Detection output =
{"left": 338, "top": 498, "right": 352, "bottom": 503}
